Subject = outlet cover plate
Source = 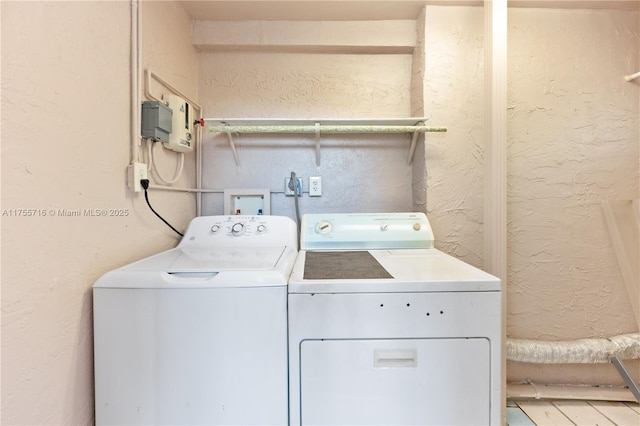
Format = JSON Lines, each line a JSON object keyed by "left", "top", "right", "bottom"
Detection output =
{"left": 309, "top": 176, "right": 322, "bottom": 196}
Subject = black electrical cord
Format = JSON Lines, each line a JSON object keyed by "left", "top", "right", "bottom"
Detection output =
{"left": 141, "top": 179, "right": 184, "bottom": 237}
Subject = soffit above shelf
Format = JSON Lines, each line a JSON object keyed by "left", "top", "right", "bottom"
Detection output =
{"left": 181, "top": 1, "right": 637, "bottom": 23}
{"left": 191, "top": 20, "right": 417, "bottom": 54}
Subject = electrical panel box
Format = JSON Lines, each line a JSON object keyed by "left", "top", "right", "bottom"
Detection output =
{"left": 224, "top": 189, "right": 271, "bottom": 215}
{"left": 141, "top": 101, "right": 172, "bottom": 143}
{"left": 162, "top": 93, "right": 193, "bottom": 153}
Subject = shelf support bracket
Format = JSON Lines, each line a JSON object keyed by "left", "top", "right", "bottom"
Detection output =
{"left": 315, "top": 122, "right": 321, "bottom": 166}
{"left": 225, "top": 127, "right": 240, "bottom": 166}
{"left": 407, "top": 121, "right": 424, "bottom": 165}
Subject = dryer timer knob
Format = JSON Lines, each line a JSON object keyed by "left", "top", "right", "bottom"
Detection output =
{"left": 315, "top": 221, "right": 332, "bottom": 234}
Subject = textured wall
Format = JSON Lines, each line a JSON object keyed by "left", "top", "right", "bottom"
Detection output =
{"left": 411, "top": 8, "right": 428, "bottom": 214}
{"left": 198, "top": 51, "right": 415, "bottom": 217}
{"left": 422, "top": 5, "right": 639, "bottom": 387}
{"left": 507, "top": 7, "right": 639, "bottom": 385}
{"left": 424, "top": 6, "right": 486, "bottom": 268}
{"left": 141, "top": 1, "right": 200, "bottom": 218}
{"left": 0, "top": 1, "right": 198, "bottom": 423}
{"left": 1, "top": 6, "right": 638, "bottom": 425}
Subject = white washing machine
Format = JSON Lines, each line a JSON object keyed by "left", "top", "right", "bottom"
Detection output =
{"left": 288, "top": 212, "right": 502, "bottom": 426}
{"left": 93, "top": 215, "right": 297, "bottom": 426}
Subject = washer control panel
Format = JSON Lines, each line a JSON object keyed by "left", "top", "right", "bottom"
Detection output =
{"left": 301, "top": 212, "right": 434, "bottom": 250}
{"left": 179, "top": 215, "right": 298, "bottom": 248}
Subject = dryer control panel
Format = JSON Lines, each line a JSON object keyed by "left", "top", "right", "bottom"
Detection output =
{"left": 301, "top": 212, "right": 434, "bottom": 250}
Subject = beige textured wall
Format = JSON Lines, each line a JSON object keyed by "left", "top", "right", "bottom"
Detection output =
{"left": 507, "top": 7, "right": 639, "bottom": 386}
{"left": 0, "top": 1, "right": 198, "bottom": 423}
{"left": 411, "top": 8, "right": 428, "bottom": 214}
{"left": 198, "top": 51, "right": 415, "bottom": 216}
{"left": 424, "top": 4, "right": 638, "bottom": 388}
{"left": 423, "top": 6, "right": 486, "bottom": 267}
{"left": 1, "top": 3, "right": 638, "bottom": 424}
{"left": 200, "top": 4, "right": 639, "bottom": 390}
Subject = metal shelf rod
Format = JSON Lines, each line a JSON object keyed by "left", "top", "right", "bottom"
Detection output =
{"left": 208, "top": 124, "right": 446, "bottom": 133}
{"left": 205, "top": 120, "right": 446, "bottom": 166}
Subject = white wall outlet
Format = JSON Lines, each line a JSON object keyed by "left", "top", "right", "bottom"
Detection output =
{"left": 309, "top": 176, "right": 322, "bottom": 196}
{"left": 127, "top": 162, "right": 148, "bottom": 193}
{"left": 285, "top": 177, "right": 303, "bottom": 196}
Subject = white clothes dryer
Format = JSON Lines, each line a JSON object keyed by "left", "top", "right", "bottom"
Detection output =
{"left": 288, "top": 212, "right": 502, "bottom": 426}
{"left": 93, "top": 215, "right": 297, "bottom": 426}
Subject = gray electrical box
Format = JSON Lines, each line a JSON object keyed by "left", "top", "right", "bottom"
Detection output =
{"left": 141, "top": 101, "right": 172, "bottom": 143}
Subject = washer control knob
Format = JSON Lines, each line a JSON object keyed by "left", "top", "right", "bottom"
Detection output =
{"left": 210, "top": 224, "right": 221, "bottom": 233}
{"left": 413, "top": 222, "right": 421, "bottom": 231}
{"left": 315, "top": 221, "right": 332, "bottom": 234}
{"left": 231, "top": 222, "right": 245, "bottom": 235}
{"left": 380, "top": 223, "right": 389, "bottom": 232}
{"left": 257, "top": 224, "right": 267, "bottom": 233}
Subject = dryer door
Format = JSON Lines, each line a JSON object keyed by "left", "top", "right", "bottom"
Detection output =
{"left": 299, "top": 338, "right": 491, "bottom": 425}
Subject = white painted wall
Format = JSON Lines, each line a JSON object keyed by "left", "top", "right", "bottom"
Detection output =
{"left": 198, "top": 51, "right": 415, "bottom": 217}
{"left": 0, "top": 1, "right": 198, "bottom": 423}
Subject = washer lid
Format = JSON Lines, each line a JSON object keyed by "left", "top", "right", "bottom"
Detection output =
{"left": 123, "top": 246, "right": 287, "bottom": 272}
{"left": 94, "top": 245, "right": 297, "bottom": 289}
